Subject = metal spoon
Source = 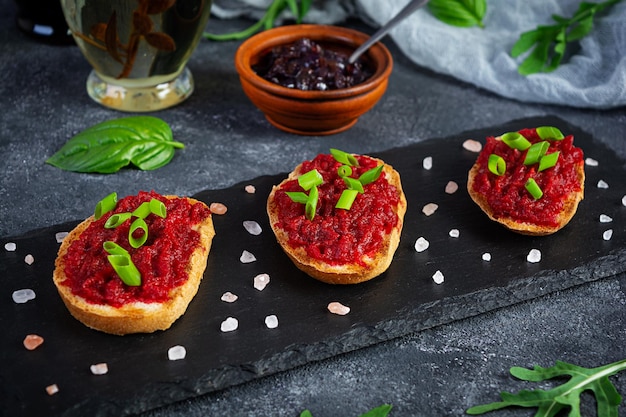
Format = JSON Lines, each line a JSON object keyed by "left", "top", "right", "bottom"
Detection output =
{"left": 349, "top": 0, "right": 430, "bottom": 63}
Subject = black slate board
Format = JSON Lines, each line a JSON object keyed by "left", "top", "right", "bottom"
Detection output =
{"left": 1, "top": 116, "right": 625, "bottom": 417}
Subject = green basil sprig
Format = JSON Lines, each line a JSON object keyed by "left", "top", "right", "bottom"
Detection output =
{"left": 428, "top": 0, "right": 487, "bottom": 28}
{"left": 46, "top": 116, "right": 184, "bottom": 174}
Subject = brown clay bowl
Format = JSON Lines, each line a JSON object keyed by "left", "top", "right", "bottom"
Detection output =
{"left": 234, "top": 24, "right": 393, "bottom": 136}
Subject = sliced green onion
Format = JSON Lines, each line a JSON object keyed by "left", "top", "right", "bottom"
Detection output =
{"left": 525, "top": 178, "right": 543, "bottom": 199}
{"left": 488, "top": 154, "right": 506, "bottom": 176}
{"left": 359, "top": 165, "right": 383, "bottom": 186}
{"left": 337, "top": 165, "right": 352, "bottom": 178}
{"left": 538, "top": 151, "right": 560, "bottom": 172}
{"left": 94, "top": 192, "right": 117, "bottom": 220}
{"left": 501, "top": 132, "right": 531, "bottom": 151}
{"left": 285, "top": 191, "right": 309, "bottom": 204}
{"left": 104, "top": 212, "right": 131, "bottom": 229}
{"left": 305, "top": 185, "right": 318, "bottom": 221}
{"left": 343, "top": 177, "right": 364, "bottom": 193}
{"left": 335, "top": 189, "right": 359, "bottom": 210}
{"left": 524, "top": 141, "right": 550, "bottom": 165}
{"left": 298, "top": 169, "right": 323, "bottom": 191}
{"left": 330, "top": 148, "right": 358, "bottom": 167}
{"left": 128, "top": 218, "right": 148, "bottom": 248}
{"left": 149, "top": 199, "right": 167, "bottom": 218}
{"left": 103, "top": 241, "right": 129, "bottom": 256}
{"left": 132, "top": 201, "right": 152, "bottom": 219}
{"left": 536, "top": 126, "right": 564, "bottom": 141}
{"left": 107, "top": 254, "right": 141, "bottom": 286}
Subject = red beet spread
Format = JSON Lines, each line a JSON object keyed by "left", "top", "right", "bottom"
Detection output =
{"left": 273, "top": 154, "right": 400, "bottom": 266}
{"left": 472, "top": 128, "right": 584, "bottom": 227}
{"left": 61, "top": 191, "right": 211, "bottom": 307}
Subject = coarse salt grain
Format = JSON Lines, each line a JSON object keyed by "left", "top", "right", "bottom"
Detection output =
{"left": 265, "top": 315, "right": 279, "bottom": 329}
{"left": 220, "top": 317, "right": 238, "bottom": 332}
{"left": 432, "top": 270, "right": 444, "bottom": 284}
{"left": 327, "top": 302, "right": 350, "bottom": 316}
{"left": 245, "top": 185, "right": 256, "bottom": 194}
{"left": 46, "top": 384, "right": 59, "bottom": 395}
{"left": 414, "top": 237, "right": 429, "bottom": 252}
{"left": 24, "top": 254, "right": 34, "bottom": 265}
{"left": 449, "top": 229, "right": 460, "bottom": 238}
{"left": 622, "top": 195, "right": 626, "bottom": 207}
{"left": 168, "top": 345, "right": 186, "bottom": 361}
{"left": 221, "top": 292, "right": 238, "bottom": 303}
{"left": 599, "top": 214, "right": 613, "bottom": 223}
{"left": 23, "top": 334, "right": 44, "bottom": 350}
{"left": 55, "top": 232, "right": 68, "bottom": 243}
{"left": 90, "top": 363, "right": 108, "bottom": 375}
{"left": 445, "top": 181, "right": 458, "bottom": 194}
{"left": 253, "top": 273, "right": 270, "bottom": 291}
{"left": 603, "top": 229, "right": 613, "bottom": 241}
{"left": 423, "top": 156, "right": 433, "bottom": 170}
{"left": 597, "top": 180, "right": 609, "bottom": 189}
{"left": 585, "top": 157, "right": 599, "bottom": 166}
{"left": 240, "top": 250, "right": 256, "bottom": 263}
{"left": 4, "top": 242, "right": 16, "bottom": 252}
{"left": 463, "top": 139, "right": 482, "bottom": 153}
{"left": 243, "top": 220, "right": 262, "bottom": 235}
{"left": 209, "top": 202, "right": 228, "bottom": 215}
{"left": 422, "top": 203, "right": 438, "bottom": 216}
{"left": 482, "top": 252, "right": 492, "bottom": 261}
{"left": 527, "top": 249, "right": 542, "bottom": 263}
{"left": 12, "top": 289, "right": 36, "bottom": 304}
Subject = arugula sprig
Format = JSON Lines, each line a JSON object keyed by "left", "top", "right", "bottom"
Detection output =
{"left": 428, "top": 0, "right": 487, "bottom": 28}
{"left": 204, "top": 0, "right": 312, "bottom": 41}
{"left": 301, "top": 403, "right": 392, "bottom": 417}
{"left": 511, "top": 0, "right": 623, "bottom": 75}
{"left": 467, "top": 358, "right": 626, "bottom": 416}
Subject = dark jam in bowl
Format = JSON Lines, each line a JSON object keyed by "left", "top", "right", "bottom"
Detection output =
{"left": 253, "top": 38, "right": 373, "bottom": 91}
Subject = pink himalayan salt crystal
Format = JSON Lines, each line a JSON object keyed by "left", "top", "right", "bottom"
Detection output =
{"left": 245, "top": 185, "right": 256, "bottom": 194}
{"left": 168, "top": 345, "right": 187, "bottom": 361}
{"left": 24, "top": 254, "right": 34, "bottom": 265}
{"left": 243, "top": 220, "right": 262, "bottom": 235}
{"left": 327, "top": 302, "right": 350, "bottom": 316}
{"left": 4, "top": 242, "right": 16, "bottom": 251}
{"left": 23, "top": 334, "right": 44, "bottom": 351}
{"left": 90, "top": 363, "right": 108, "bottom": 375}
{"left": 46, "top": 384, "right": 59, "bottom": 395}
{"left": 463, "top": 139, "right": 482, "bottom": 153}
{"left": 240, "top": 250, "right": 256, "bottom": 263}
{"left": 422, "top": 203, "right": 438, "bottom": 216}
{"left": 254, "top": 273, "right": 270, "bottom": 291}
{"left": 265, "top": 315, "right": 279, "bottom": 329}
{"left": 422, "top": 156, "right": 433, "bottom": 170}
{"left": 432, "top": 270, "right": 444, "bottom": 284}
{"left": 55, "top": 232, "right": 68, "bottom": 243}
{"left": 445, "top": 181, "right": 458, "bottom": 194}
{"left": 221, "top": 317, "right": 238, "bottom": 332}
{"left": 221, "top": 292, "right": 238, "bottom": 303}
{"left": 527, "top": 249, "right": 541, "bottom": 263}
{"left": 210, "top": 202, "right": 228, "bottom": 215}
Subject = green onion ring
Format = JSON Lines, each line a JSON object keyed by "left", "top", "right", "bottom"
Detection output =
{"left": 330, "top": 148, "right": 359, "bottom": 167}
{"left": 285, "top": 191, "right": 309, "bottom": 204}
{"left": 132, "top": 202, "right": 152, "bottom": 219}
{"left": 149, "top": 198, "right": 167, "bottom": 218}
{"left": 359, "top": 165, "right": 383, "bottom": 186}
{"left": 298, "top": 169, "right": 323, "bottom": 191}
{"left": 501, "top": 132, "right": 532, "bottom": 151}
{"left": 536, "top": 126, "right": 564, "bottom": 141}
{"left": 94, "top": 192, "right": 117, "bottom": 220}
{"left": 343, "top": 177, "right": 364, "bottom": 193}
{"left": 128, "top": 218, "right": 148, "bottom": 248}
{"left": 538, "top": 151, "right": 560, "bottom": 172}
{"left": 104, "top": 212, "right": 131, "bottom": 229}
{"left": 305, "top": 186, "right": 318, "bottom": 220}
{"left": 103, "top": 241, "right": 129, "bottom": 256}
{"left": 335, "top": 189, "right": 359, "bottom": 210}
{"left": 524, "top": 141, "right": 550, "bottom": 165}
{"left": 107, "top": 254, "right": 141, "bottom": 286}
{"left": 488, "top": 154, "right": 506, "bottom": 176}
{"left": 525, "top": 178, "right": 543, "bottom": 199}
{"left": 337, "top": 165, "right": 352, "bottom": 178}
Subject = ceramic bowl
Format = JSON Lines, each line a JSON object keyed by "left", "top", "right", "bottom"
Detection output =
{"left": 234, "top": 24, "right": 393, "bottom": 136}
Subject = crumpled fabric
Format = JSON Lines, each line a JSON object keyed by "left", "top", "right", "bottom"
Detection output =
{"left": 211, "top": 0, "right": 626, "bottom": 109}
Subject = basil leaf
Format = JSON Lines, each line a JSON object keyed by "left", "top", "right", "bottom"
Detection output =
{"left": 46, "top": 116, "right": 184, "bottom": 174}
{"left": 428, "top": 0, "right": 487, "bottom": 28}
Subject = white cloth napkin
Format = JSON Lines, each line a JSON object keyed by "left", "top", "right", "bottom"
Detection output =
{"left": 211, "top": 0, "right": 626, "bottom": 109}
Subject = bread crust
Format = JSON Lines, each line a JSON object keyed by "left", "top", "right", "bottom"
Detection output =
{"left": 267, "top": 156, "right": 407, "bottom": 284}
{"left": 467, "top": 138, "right": 585, "bottom": 236}
{"left": 53, "top": 196, "right": 214, "bottom": 335}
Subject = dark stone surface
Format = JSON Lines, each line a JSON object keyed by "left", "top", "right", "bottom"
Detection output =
{"left": 1, "top": 2, "right": 625, "bottom": 417}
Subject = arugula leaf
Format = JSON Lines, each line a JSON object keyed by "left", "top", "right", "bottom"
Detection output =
{"left": 204, "top": 0, "right": 312, "bottom": 41}
{"left": 511, "top": 0, "right": 622, "bottom": 75}
{"left": 428, "top": 0, "right": 487, "bottom": 28}
{"left": 46, "top": 116, "right": 184, "bottom": 174}
{"left": 466, "top": 359, "right": 626, "bottom": 416}
{"left": 300, "top": 404, "right": 392, "bottom": 417}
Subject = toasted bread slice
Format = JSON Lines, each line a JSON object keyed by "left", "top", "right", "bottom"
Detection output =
{"left": 267, "top": 155, "right": 407, "bottom": 284}
{"left": 53, "top": 195, "right": 214, "bottom": 335}
{"left": 467, "top": 133, "right": 585, "bottom": 236}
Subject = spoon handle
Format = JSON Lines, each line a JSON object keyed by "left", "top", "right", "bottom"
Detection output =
{"left": 349, "top": 0, "right": 430, "bottom": 63}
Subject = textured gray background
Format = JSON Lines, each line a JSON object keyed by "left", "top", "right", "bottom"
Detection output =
{"left": 1, "top": 2, "right": 625, "bottom": 416}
